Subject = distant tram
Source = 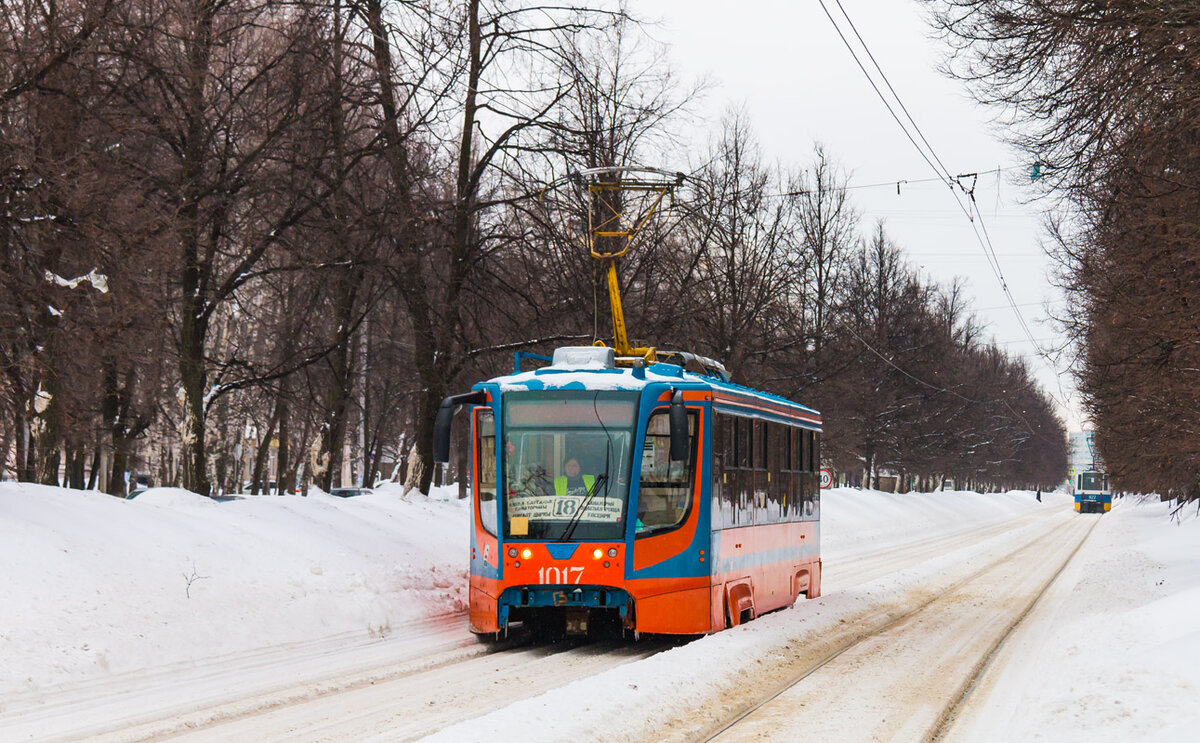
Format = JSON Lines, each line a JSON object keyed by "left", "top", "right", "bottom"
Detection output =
{"left": 434, "top": 346, "right": 823, "bottom": 638}
{"left": 1073, "top": 470, "right": 1111, "bottom": 513}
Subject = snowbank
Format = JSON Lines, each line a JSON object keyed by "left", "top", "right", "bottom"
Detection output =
{"left": 0, "top": 481, "right": 1056, "bottom": 697}
{"left": 946, "top": 495, "right": 1200, "bottom": 742}
{"left": 0, "top": 482, "right": 468, "bottom": 694}
{"left": 821, "top": 486, "right": 1069, "bottom": 554}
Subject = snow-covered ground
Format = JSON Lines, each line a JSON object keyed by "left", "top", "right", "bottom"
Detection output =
{"left": 946, "top": 496, "right": 1200, "bottom": 742}
{"left": 0, "top": 482, "right": 468, "bottom": 696}
{"left": 1, "top": 482, "right": 1197, "bottom": 741}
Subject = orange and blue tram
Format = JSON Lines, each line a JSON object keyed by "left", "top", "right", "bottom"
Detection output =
{"left": 434, "top": 346, "right": 823, "bottom": 638}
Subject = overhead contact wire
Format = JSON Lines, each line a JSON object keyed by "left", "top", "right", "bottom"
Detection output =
{"left": 816, "top": 0, "right": 1069, "bottom": 412}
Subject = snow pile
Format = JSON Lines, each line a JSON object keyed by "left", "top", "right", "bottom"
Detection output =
{"left": 821, "top": 486, "right": 1067, "bottom": 554}
{"left": 949, "top": 495, "right": 1200, "bottom": 742}
{"left": 0, "top": 482, "right": 468, "bottom": 695}
{"left": 0, "top": 482, "right": 1055, "bottom": 699}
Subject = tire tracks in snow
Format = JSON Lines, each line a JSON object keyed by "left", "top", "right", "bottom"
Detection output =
{"left": 694, "top": 514, "right": 1098, "bottom": 742}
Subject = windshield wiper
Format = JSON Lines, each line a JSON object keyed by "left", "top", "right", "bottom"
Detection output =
{"left": 556, "top": 473, "right": 609, "bottom": 543}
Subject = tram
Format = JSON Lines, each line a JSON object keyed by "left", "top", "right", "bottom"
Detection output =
{"left": 434, "top": 345, "right": 822, "bottom": 637}
{"left": 1073, "top": 470, "right": 1111, "bottom": 513}
{"left": 432, "top": 166, "right": 822, "bottom": 637}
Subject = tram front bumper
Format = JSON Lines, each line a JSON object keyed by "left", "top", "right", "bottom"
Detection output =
{"left": 498, "top": 585, "right": 632, "bottom": 632}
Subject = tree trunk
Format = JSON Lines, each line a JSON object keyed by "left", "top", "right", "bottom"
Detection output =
{"left": 68, "top": 448, "right": 86, "bottom": 489}
{"left": 277, "top": 385, "right": 290, "bottom": 494}
{"left": 317, "top": 330, "right": 356, "bottom": 491}
{"left": 456, "top": 421, "right": 468, "bottom": 499}
{"left": 40, "top": 446, "right": 62, "bottom": 487}
{"left": 251, "top": 403, "right": 280, "bottom": 495}
{"left": 36, "top": 386, "right": 62, "bottom": 486}
{"left": 110, "top": 439, "right": 129, "bottom": 498}
{"left": 413, "top": 363, "right": 446, "bottom": 495}
{"left": 368, "top": 434, "right": 385, "bottom": 490}
{"left": 0, "top": 422, "right": 10, "bottom": 481}
{"left": 179, "top": 323, "right": 209, "bottom": 494}
{"left": 404, "top": 440, "right": 424, "bottom": 493}
{"left": 14, "top": 407, "right": 33, "bottom": 482}
{"left": 86, "top": 447, "right": 101, "bottom": 490}
{"left": 177, "top": 3, "right": 216, "bottom": 497}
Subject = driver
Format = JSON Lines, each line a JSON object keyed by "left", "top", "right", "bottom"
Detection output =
{"left": 554, "top": 457, "right": 595, "bottom": 497}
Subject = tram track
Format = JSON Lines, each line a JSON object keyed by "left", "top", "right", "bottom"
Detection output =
{"left": 691, "top": 514, "right": 1098, "bottom": 742}
{"left": 7, "top": 625, "right": 683, "bottom": 743}
{"left": 0, "top": 613, "right": 490, "bottom": 742}
{"left": 924, "top": 514, "right": 1098, "bottom": 742}
{"left": 1, "top": 506, "right": 1072, "bottom": 743}
{"left": 823, "top": 507, "right": 1058, "bottom": 591}
{"left": 157, "top": 634, "right": 684, "bottom": 742}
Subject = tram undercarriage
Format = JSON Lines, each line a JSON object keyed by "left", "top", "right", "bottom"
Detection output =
{"left": 500, "top": 585, "right": 633, "bottom": 638}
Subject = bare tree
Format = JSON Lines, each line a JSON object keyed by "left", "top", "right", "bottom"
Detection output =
{"left": 928, "top": 0, "right": 1199, "bottom": 499}
{"left": 677, "top": 107, "right": 799, "bottom": 385}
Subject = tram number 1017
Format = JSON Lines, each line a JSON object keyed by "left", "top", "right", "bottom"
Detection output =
{"left": 537, "top": 566, "right": 585, "bottom": 584}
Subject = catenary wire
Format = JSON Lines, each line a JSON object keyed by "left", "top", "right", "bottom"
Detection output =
{"left": 815, "top": 0, "right": 1070, "bottom": 414}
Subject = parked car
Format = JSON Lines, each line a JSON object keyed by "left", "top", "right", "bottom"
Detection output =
{"left": 329, "top": 487, "right": 372, "bottom": 498}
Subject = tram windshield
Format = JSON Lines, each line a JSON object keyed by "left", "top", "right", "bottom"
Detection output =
{"left": 1078, "top": 472, "right": 1107, "bottom": 491}
{"left": 502, "top": 390, "right": 638, "bottom": 540}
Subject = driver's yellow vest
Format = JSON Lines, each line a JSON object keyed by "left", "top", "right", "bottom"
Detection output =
{"left": 554, "top": 474, "right": 595, "bottom": 495}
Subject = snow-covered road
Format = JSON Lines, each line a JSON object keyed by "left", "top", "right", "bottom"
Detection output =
{"left": 10, "top": 495, "right": 1073, "bottom": 741}
{"left": 3, "top": 485, "right": 1197, "bottom": 742}
{"left": 703, "top": 514, "right": 1094, "bottom": 741}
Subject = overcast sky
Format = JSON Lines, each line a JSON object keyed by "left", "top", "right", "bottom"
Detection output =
{"left": 640, "top": 0, "right": 1081, "bottom": 429}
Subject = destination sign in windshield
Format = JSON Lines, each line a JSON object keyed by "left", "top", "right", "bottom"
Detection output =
{"left": 507, "top": 495, "right": 623, "bottom": 522}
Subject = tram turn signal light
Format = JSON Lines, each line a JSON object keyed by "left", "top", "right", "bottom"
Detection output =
{"left": 607, "top": 548, "right": 618, "bottom": 558}
{"left": 507, "top": 548, "right": 517, "bottom": 558}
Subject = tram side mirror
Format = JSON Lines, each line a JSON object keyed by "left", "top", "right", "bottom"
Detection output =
{"left": 433, "top": 390, "right": 489, "bottom": 463}
{"left": 669, "top": 390, "right": 689, "bottom": 462}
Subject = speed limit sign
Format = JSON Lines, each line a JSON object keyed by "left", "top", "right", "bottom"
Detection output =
{"left": 819, "top": 469, "right": 833, "bottom": 489}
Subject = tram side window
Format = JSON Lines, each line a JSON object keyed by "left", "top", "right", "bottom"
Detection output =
{"left": 711, "top": 413, "right": 726, "bottom": 530}
{"left": 732, "top": 417, "right": 749, "bottom": 525}
{"left": 789, "top": 425, "right": 803, "bottom": 522}
{"left": 753, "top": 421, "right": 766, "bottom": 524}
{"left": 718, "top": 413, "right": 731, "bottom": 528}
{"left": 764, "top": 422, "right": 785, "bottom": 523}
{"left": 476, "top": 409, "right": 497, "bottom": 535}
{"left": 804, "top": 431, "right": 821, "bottom": 521}
{"left": 733, "top": 416, "right": 750, "bottom": 469}
{"left": 789, "top": 427, "right": 801, "bottom": 522}
{"left": 712, "top": 412, "right": 731, "bottom": 529}
{"left": 801, "top": 429, "right": 811, "bottom": 477}
{"left": 637, "top": 411, "right": 698, "bottom": 536}
{"left": 754, "top": 419, "right": 769, "bottom": 470}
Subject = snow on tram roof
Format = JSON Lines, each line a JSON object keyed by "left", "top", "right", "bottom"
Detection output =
{"left": 484, "top": 361, "right": 821, "bottom": 420}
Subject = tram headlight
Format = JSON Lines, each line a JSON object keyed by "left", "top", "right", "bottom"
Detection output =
{"left": 592, "top": 548, "right": 603, "bottom": 559}
{"left": 521, "top": 548, "right": 532, "bottom": 560}
{"left": 507, "top": 548, "right": 517, "bottom": 558}
{"left": 607, "top": 548, "right": 618, "bottom": 558}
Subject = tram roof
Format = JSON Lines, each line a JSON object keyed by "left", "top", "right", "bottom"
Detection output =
{"left": 481, "top": 361, "right": 821, "bottom": 423}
